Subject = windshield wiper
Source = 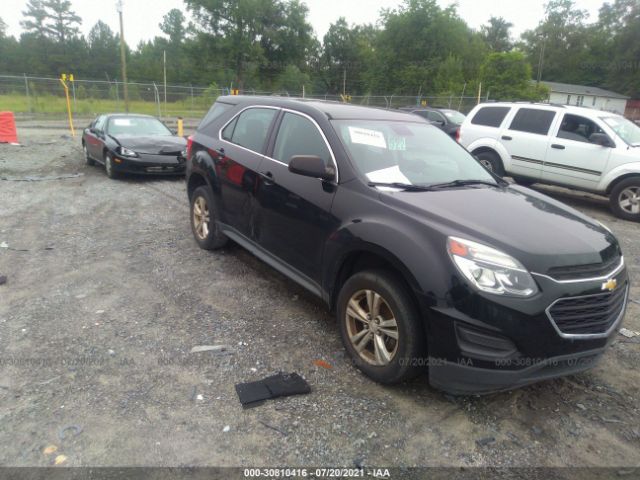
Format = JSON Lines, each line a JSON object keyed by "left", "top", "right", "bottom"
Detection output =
{"left": 367, "top": 181, "right": 436, "bottom": 191}
{"left": 427, "top": 179, "right": 502, "bottom": 189}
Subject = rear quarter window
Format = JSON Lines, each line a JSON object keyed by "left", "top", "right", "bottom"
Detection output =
{"left": 470, "top": 107, "right": 510, "bottom": 127}
{"left": 508, "top": 108, "right": 556, "bottom": 135}
{"left": 198, "top": 102, "right": 232, "bottom": 135}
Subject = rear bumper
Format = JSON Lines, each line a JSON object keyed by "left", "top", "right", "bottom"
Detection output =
{"left": 429, "top": 348, "right": 604, "bottom": 395}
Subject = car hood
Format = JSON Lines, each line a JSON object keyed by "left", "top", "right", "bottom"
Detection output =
{"left": 113, "top": 135, "right": 186, "bottom": 155}
{"left": 380, "top": 184, "right": 620, "bottom": 273}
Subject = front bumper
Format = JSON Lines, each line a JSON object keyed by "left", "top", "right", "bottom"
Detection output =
{"left": 424, "top": 263, "right": 629, "bottom": 395}
{"left": 112, "top": 152, "right": 186, "bottom": 175}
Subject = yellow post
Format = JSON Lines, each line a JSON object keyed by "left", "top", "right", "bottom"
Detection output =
{"left": 59, "top": 75, "right": 75, "bottom": 137}
{"left": 177, "top": 117, "right": 183, "bottom": 137}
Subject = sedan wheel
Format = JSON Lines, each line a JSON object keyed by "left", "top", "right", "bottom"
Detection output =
{"left": 83, "top": 144, "right": 95, "bottom": 166}
{"left": 346, "top": 289, "right": 399, "bottom": 366}
{"left": 104, "top": 153, "right": 118, "bottom": 179}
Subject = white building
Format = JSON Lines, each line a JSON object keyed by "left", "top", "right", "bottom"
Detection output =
{"left": 542, "top": 81, "right": 629, "bottom": 115}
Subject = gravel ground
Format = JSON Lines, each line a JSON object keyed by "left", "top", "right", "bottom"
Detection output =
{"left": 0, "top": 127, "right": 639, "bottom": 468}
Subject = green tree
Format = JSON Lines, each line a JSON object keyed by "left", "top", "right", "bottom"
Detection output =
{"left": 0, "top": 16, "right": 7, "bottom": 37}
{"left": 520, "top": 0, "right": 591, "bottom": 84}
{"left": 370, "top": 0, "right": 486, "bottom": 94}
{"left": 160, "top": 8, "right": 188, "bottom": 44}
{"left": 434, "top": 54, "right": 465, "bottom": 95}
{"left": 42, "top": 0, "right": 81, "bottom": 43}
{"left": 481, "top": 16, "right": 513, "bottom": 52}
{"left": 86, "top": 21, "right": 119, "bottom": 79}
{"left": 480, "top": 51, "right": 548, "bottom": 100}
{"left": 20, "top": 0, "right": 48, "bottom": 38}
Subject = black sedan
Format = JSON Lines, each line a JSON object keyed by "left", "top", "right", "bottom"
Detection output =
{"left": 82, "top": 114, "right": 187, "bottom": 179}
{"left": 399, "top": 106, "right": 466, "bottom": 138}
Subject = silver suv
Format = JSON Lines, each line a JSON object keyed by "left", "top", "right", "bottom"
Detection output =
{"left": 459, "top": 102, "right": 640, "bottom": 221}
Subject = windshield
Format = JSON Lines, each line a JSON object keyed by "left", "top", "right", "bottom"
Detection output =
{"left": 107, "top": 117, "right": 172, "bottom": 136}
{"left": 441, "top": 110, "right": 466, "bottom": 124}
{"left": 601, "top": 116, "right": 640, "bottom": 146}
{"left": 331, "top": 120, "right": 496, "bottom": 186}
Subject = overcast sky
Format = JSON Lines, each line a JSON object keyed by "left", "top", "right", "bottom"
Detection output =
{"left": 2, "top": 0, "right": 608, "bottom": 47}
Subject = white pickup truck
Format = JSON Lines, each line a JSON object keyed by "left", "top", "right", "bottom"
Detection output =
{"left": 458, "top": 102, "right": 640, "bottom": 221}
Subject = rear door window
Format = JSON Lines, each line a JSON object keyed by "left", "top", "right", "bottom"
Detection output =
{"left": 470, "top": 107, "right": 510, "bottom": 127}
{"left": 509, "top": 108, "right": 556, "bottom": 135}
{"left": 223, "top": 107, "right": 278, "bottom": 153}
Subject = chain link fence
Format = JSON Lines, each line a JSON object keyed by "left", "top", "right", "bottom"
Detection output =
{"left": 0, "top": 74, "right": 485, "bottom": 120}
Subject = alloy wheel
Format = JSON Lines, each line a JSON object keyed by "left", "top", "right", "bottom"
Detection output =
{"left": 619, "top": 187, "right": 640, "bottom": 215}
{"left": 192, "top": 196, "right": 210, "bottom": 240}
{"left": 345, "top": 289, "right": 399, "bottom": 366}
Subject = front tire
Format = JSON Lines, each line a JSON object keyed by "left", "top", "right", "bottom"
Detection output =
{"left": 475, "top": 151, "right": 505, "bottom": 176}
{"left": 512, "top": 176, "right": 535, "bottom": 186}
{"left": 190, "top": 186, "right": 228, "bottom": 250}
{"left": 104, "top": 153, "right": 118, "bottom": 179}
{"left": 610, "top": 177, "right": 640, "bottom": 221}
{"left": 337, "top": 269, "right": 426, "bottom": 384}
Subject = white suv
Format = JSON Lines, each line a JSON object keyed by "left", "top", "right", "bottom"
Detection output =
{"left": 459, "top": 102, "right": 640, "bottom": 221}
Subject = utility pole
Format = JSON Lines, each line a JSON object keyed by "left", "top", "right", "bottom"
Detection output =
{"left": 163, "top": 50, "right": 167, "bottom": 119}
{"left": 536, "top": 34, "right": 546, "bottom": 87}
{"left": 117, "top": 0, "right": 129, "bottom": 112}
{"left": 342, "top": 68, "right": 346, "bottom": 96}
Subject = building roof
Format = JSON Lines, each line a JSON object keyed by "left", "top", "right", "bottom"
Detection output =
{"left": 542, "top": 81, "right": 629, "bottom": 100}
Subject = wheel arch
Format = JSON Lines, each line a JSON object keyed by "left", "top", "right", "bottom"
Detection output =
{"left": 328, "top": 244, "right": 424, "bottom": 315}
{"left": 605, "top": 173, "right": 640, "bottom": 195}
{"left": 187, "top": 172, "right": 209, "bottom": 200}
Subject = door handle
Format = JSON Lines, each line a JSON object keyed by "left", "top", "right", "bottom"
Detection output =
{"left": 501, "top": 135, "right": 512, "bottom": 141}
{"left": 259, "top": 171, "right": 274, "bottom": 185}
{"left": 551, "top": 144, "right": 565, "bottom": 150}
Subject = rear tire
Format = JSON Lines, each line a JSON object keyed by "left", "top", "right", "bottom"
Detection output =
{"left": 610, "top": 177, "right": 640, "bottom": 222}
{"left": 83, "top": 143, "right": 95, "bottom": 166}
{"left": 475, "top": 151, "right": 505, "bottom": 176}
{"left": 190, "top": 186, "right": 228, "bottom": 250}
{"left": 337, "top": 269, "right": 426, "bottom": 384}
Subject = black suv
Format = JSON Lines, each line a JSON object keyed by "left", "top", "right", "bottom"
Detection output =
{"left": 185, "top": 96, "right": 628, "bottom": 394}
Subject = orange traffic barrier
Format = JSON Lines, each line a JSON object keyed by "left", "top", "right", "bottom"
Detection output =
{"left": 0, "top": 111, "right": 18, "bottom": 144}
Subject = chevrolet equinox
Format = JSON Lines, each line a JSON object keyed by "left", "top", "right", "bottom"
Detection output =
{"left": 185, "top": 96, "right": 629, "bottom": 394}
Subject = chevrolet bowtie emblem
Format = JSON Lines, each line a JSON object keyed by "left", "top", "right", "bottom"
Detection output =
{"left": 601, "top": 278, "right": 617, "bottom": 292}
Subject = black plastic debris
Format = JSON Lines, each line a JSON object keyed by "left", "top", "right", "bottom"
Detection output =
{"left": 235, "top": 372, "right": 311, "bottom": 409}
{"left": 0, "top": 275, "right": 6, "bottom": 286}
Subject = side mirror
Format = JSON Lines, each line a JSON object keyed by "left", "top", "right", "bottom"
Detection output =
{"left": 288, "top": 155, "right": 335, "bottom": 181}
{"left": 589, "top": 132, "right": 614, "bottom": 147}
{"left": 89, "top": 127, "right": 97, "bottom": 134}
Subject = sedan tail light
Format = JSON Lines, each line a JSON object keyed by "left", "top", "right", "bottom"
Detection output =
{"left": 455, "top": 127, "right": 461, "bottom": 143}
{"left": 186, "top": 135, "right": 194, "bottom": 159}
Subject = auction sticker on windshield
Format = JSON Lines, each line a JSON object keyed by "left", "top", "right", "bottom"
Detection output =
{"left": 348, "top": 126, "right": 387, "bottom": 148}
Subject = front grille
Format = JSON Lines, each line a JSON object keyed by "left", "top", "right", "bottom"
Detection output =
{"left": 547, "top": 255, "right": 621, "bottom": 281}
{"left": 547, "top": 284, "right": 627, "bottom": 336}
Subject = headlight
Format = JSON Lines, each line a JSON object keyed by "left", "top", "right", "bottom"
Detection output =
{"left": 118, "top": 146, "right": 138, "bottom": 157}
{"left": 447, "top": 236, "right": 538, "bottom": 297}
{"left": 180, "top": 149, "right": 187, "bottom": 157}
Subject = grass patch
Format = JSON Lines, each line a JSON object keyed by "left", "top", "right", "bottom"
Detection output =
{"left": 0, "top": 93, "right": 210, "bottom": 119}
